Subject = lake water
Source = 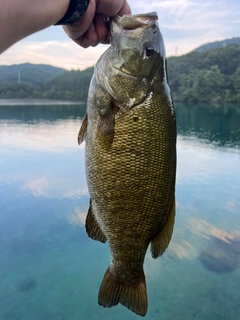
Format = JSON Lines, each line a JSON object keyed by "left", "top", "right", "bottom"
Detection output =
{"left": 0, "top": 100, "right": 240, "bottom": 320}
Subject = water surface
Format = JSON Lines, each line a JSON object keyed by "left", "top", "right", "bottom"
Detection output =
{"left": 0, "top": 101, "right": 240, "bottom": 320}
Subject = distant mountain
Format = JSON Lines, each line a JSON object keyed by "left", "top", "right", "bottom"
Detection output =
{"left": 194, "top": 37, "right": 240, "bottom": 53}
{"left": 0, "top": 63, "right": 66, "bottom": 86}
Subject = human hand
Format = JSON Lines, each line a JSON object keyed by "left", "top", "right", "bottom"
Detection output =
{"left": 63, "top": 0, "right": 131, "bottom": 47}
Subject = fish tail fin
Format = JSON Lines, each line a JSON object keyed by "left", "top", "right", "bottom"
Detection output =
{"left": 98, "top": 267, "right": 147, "bottom": 316}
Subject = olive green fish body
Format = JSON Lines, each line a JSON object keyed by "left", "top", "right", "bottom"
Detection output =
{"left": 78, "top": 12, "right": 176, "bottom": 317}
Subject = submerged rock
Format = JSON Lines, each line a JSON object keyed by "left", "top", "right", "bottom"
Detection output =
{"left": 199, "top": 236, "right": 240, "bottom": 273}
{"left": 18, "top": 277, "right": 37, "bottom": 292}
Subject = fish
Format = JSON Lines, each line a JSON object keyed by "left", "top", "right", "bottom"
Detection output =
{"left": 78, "top": 12, "right": 176, "bottom": 317}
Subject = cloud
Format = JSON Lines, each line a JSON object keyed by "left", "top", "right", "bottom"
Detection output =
{"left": 167, "top": 239, "right": 197, "bottom": 260}
{"left": 1, "top": 0, "right": 239, "bottom": 67}
{"left": 134, "top": 0, "right": 240, "bottom": 34}
{"left": 0, "top": 41, "right": 107, "bottom": 70}
{"left": 68, "top": 207, "right": 87, "bottom": 226}
{"left": 129, "top": 0, "right": 240, "bottom": 56}
{"left": 18, "top": 173, "right": 88, "bottom": 198}
{"left": 186, "top": 218, "right": 240, "bottom": 243}
{"left": 23, "top": 176, "right": 49, "bottom": 196}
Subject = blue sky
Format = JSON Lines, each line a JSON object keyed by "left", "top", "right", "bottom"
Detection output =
{"left": 0, "top": 0, "right": 239, "bottom": 70}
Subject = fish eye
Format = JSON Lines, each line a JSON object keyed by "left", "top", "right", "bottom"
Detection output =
{"left": 145, "top": 43, "right": 156, "bottom": 57}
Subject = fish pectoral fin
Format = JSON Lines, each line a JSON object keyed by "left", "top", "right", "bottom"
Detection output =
{"left": 85, "top": 200, "right": 107, "bottom": 243}
{"left": 97, "top": 112, "right": 115, "bottom": 142}
{"left": 78, "top": 113, "right": 88, "bottom": 145}
{"left": 96, "top": 88, "right": 115, "bottom": 143}
{"left": 98, "top": 267, "right": 148, "bottom": 317}
{"left": 150, "top": 196, "right": 176, "bottom": 258}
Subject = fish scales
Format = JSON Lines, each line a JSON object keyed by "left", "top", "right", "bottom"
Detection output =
{"left": 78, "top": 12, "right": 176, "bottom": 317}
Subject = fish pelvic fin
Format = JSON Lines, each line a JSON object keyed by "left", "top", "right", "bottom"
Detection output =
{"left": 85, "top": 199, "right": 107, "bottom": 243}
{"left": 151, "top": 196, "right": 176, "bottom": 258}
{"left": 78, "top": 113, "right": 88, "bottom": 145}
{"left": 98, "top": 267, "right": 148, "bottom": 317}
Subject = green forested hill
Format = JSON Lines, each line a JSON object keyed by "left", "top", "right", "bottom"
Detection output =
{"left": 0, "top": 39, "right": 240, "bottom": 103}
{"left": 167, "top": 43, "right": 240, "bottom": 103}
{"left": 0, "top": 63, "right": 66, "bottom": 86}
{"left": 40, "top": 68, "right": 94, "bottom": 101}
{"left": 194, "top": 37, "right": 240, "bottom": 53}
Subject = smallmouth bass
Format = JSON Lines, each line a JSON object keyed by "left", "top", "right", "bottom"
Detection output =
{"left": 78, "top": 12, "right": 176, "bottom": 317}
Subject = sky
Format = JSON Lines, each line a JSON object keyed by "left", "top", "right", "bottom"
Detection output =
{"left": 0, "top": 0, "right": 240, "bottom": 70}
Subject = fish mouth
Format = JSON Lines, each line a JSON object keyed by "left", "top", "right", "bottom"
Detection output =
{"left": 112, "top": 12, "right": 158, "bottom": 30}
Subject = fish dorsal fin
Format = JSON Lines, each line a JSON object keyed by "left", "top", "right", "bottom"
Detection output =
{"left": 78, "top": 113, "right": 88, "bottom": 145}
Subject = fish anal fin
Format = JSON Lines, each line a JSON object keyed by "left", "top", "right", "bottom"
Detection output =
{"left": 151, "top": 196, "right": 176, "bottom": 258}
{"left": 98, "top": 267, "right": 147, "bottom": 317}
{"left": 85, "top": 200, "right": 107, "bottom": 243}
{"left": 78, "top": 113, "right": 88, "bottom": 145}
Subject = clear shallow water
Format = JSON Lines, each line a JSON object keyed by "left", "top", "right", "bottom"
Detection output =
{"left": 0, "top": 101, "right": 240, "bottom": 320}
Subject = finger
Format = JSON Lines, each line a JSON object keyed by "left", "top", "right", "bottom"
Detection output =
{"left": 74, "top": 22, "right": 98, "bottom": 48}
{"left": 93, "top": 14, "right": 110, "bottom": 45}
{"left": 118, "top": 1, "right": 131, "bottom": 16}
{"left": 77, "top": 14, "right": 110, "bottom": 48}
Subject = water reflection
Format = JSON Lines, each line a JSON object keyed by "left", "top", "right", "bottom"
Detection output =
{"left": 199, "top": 235, "right": 240, "bottom": 273}
{"left": 0, "top": 101, "right": 240, "bottom": 320}
{"left": 1, "top": 101, "right": 239, "bottom": 148}
{"left": 0, "top": 100, "right": 86, "bottom": 121}
{"left": 0, "top": 102, "right": 88, "bottom": 202}
{"left": 175, "top": 103, "right": 240, "bottom": 148}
